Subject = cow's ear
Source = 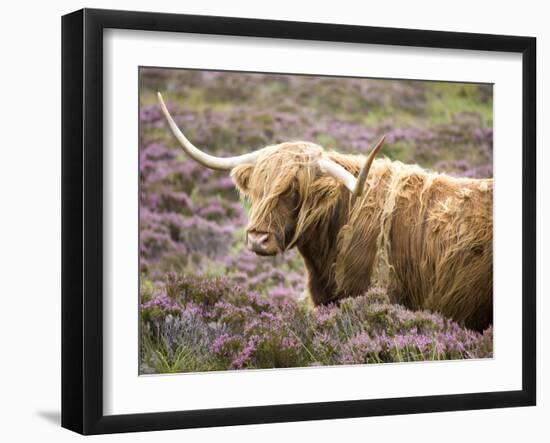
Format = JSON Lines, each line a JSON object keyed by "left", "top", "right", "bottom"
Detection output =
{"left": 231, "top": 164, "right": 254, "bottom": 193}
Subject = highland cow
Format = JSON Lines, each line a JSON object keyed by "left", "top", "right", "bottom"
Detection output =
{"left": 158, "top": 93, "right": 493, "bottom": 331}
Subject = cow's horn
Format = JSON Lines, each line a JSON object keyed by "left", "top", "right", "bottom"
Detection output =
{"left": 352, "top": 136, "right": 385, "bottom": 199}
{"left": 157, "top": 92, "right": 261, "bottom": 171}
{"left": 318, "top": 158, "right": 358, "bottom": 194}
{"left": 319, "top": 136, "right": 385, "bottom": 198}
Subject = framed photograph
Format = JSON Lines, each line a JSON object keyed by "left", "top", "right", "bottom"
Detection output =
{"left": 61, "top": 8, "right": 536, "bottom": 435}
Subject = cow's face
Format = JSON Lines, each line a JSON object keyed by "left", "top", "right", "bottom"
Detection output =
{"left": 231, "top": 147, "right": 307, "bottom": 256}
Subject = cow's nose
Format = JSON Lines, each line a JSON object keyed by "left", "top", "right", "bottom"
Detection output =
{"left": 247, "top": 230, "right": 269, "bottom": 251}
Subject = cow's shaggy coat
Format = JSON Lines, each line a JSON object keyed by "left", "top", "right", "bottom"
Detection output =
{"left": 231, "top": 142, "right": 493, "bottom": 331}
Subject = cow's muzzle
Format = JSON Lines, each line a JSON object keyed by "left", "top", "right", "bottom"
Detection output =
{"left": 246, "top": 230, "right": 280, "bottom": 256}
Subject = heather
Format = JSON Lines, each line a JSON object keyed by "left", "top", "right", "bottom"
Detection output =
{"left": 139, "top": 68, "right": 493, "bottom": 373}
{"left": 140, "top": 276, "right": 493, "bottom": 373}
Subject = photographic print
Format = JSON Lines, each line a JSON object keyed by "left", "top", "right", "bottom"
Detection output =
{"left": 139, "top": 68, "right": 494, "bottom": 375}
{"left": 62, "top": 10, "right": 536, "bottom": 433}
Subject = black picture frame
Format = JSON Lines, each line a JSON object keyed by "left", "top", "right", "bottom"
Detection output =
{"left": 61, "top": 8, "right": 536, "bottom": 435}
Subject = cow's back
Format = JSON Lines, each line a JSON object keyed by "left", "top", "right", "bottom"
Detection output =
{"left": 386, "top": 170, "right": 493, "bottom": 331}
{"left": 335, "top": 159, "right": 493, "bottom": 331}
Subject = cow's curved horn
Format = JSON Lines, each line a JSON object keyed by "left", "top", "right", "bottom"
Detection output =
{"left": 157, "top": 92, "right": 261, "bottom": 171}
{"left": 352, "top": 136, "right": 385, "bottom": 199}
{"left": 318, "top": 159, "right": 358, "bottom": 194}
{"left": 319, "top": 136, "right": 385, "bottom": 197}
